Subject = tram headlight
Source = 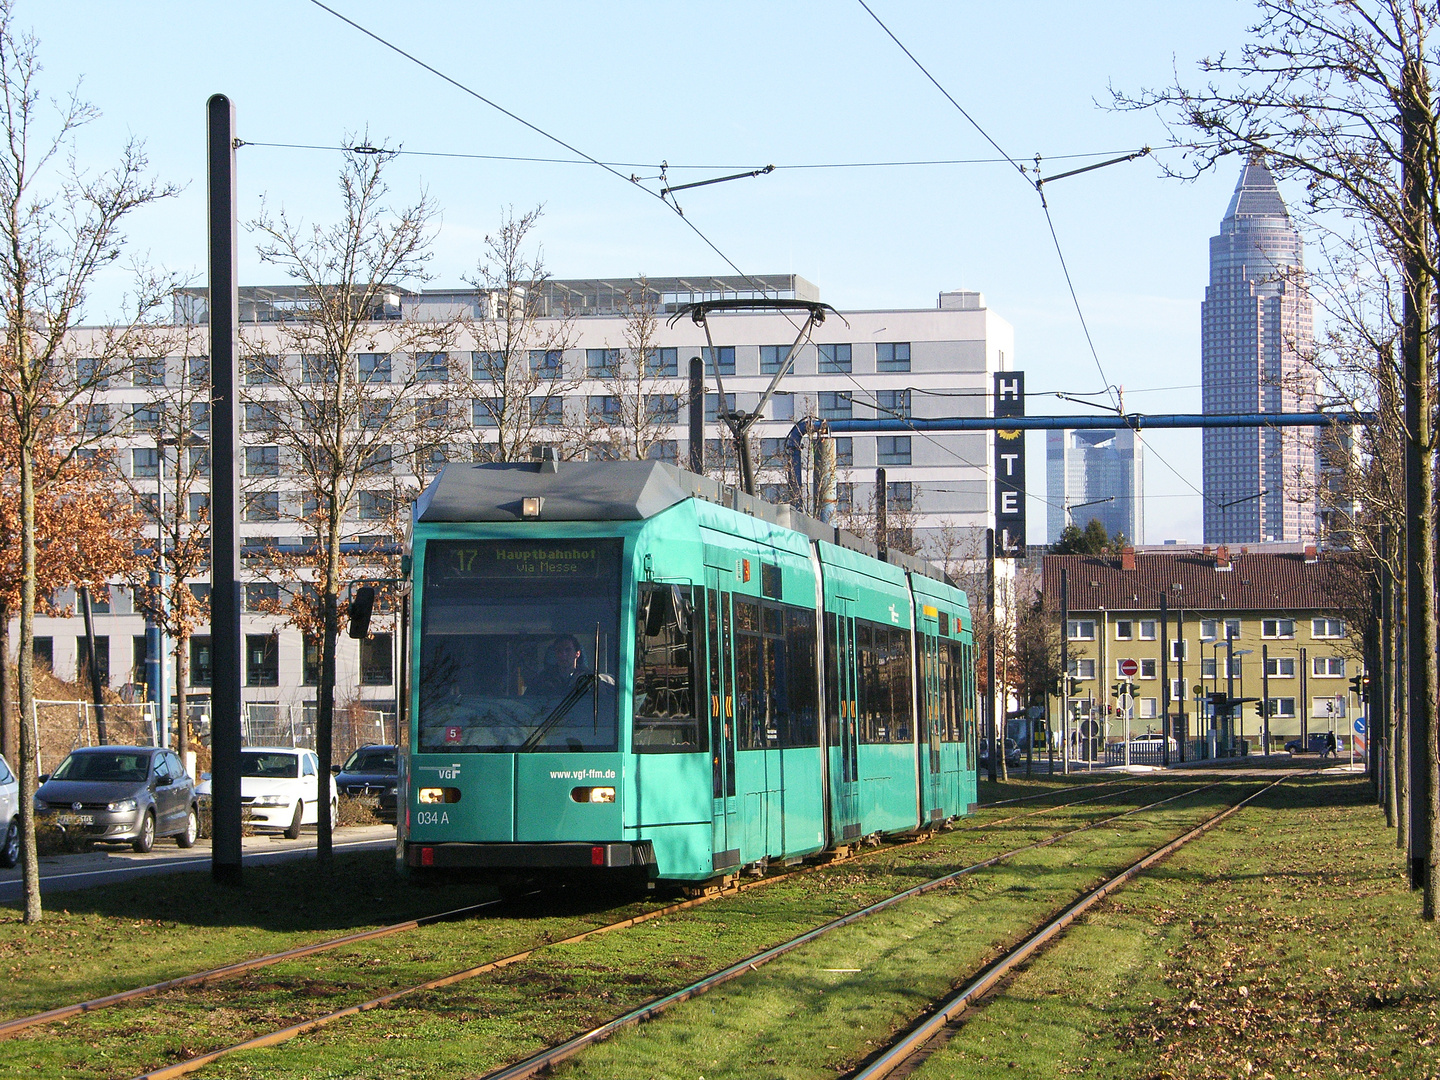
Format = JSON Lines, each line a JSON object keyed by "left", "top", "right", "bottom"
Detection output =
{"left": 570, "top": 786, "right": 615, "bottom": 804}
{"left": 417, "top": 787, "right": 461, "bottom": 804}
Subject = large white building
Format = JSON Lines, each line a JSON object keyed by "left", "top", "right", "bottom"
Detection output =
{"left": 30, "top": 275, "right": 1013, "bottom": 737}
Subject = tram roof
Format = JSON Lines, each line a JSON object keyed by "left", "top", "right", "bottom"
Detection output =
{"left": 414, "top": 458, "right": 952, "bottom": 585}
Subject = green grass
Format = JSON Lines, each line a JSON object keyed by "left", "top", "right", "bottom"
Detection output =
{"left": 909, "top": 773, "right": 1439, "bottom": 1080}
{"left": 0, "top": 776, "right": 1248, "bottom": 1079}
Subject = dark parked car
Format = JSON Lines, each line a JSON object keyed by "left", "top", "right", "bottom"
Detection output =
{"left": 1285, "top": 734, "right": 1330, "bottom": 755}
{"left": 34, "top": 746, "right": 197, "bottom": 852}
{"left": 333, "top": 744, "right": 398, "bottom": 821}
{"left": 979, "top": 738, "right": 1023, "bottom": 768}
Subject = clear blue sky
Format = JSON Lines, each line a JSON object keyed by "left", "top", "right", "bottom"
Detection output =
{"left": 32, "top": 1, "right": 1273, "bottom": 545}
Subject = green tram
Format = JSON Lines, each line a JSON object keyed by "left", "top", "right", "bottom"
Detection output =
{"left": 398, "top": 457, "right": 978, "bottom": 885}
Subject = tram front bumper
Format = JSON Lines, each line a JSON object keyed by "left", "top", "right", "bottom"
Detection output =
{"left": 405, "top": 840, "right": 655, "bottom": 870}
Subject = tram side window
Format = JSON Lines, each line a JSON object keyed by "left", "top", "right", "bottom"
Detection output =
{"left": 782, "top": 608, "right": 818, "bottom": 746}
{"left": 889, "top": 628, "right": 912, "bottom": 743}
{"left": 824, "top": 611, "right": 840, "bottom": 744}
{"left": 633, "top": 583, "right": 706, "bottom": 753}
{"left": 857, "top": 621, "right": 879, "bottom": 743}
{"left": 734, "top": 598, "right": 765, "bottom": 750}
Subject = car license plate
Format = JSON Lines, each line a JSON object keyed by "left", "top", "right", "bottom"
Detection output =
{"left": 56, "top": 813, "right": 93, "bottom": 826}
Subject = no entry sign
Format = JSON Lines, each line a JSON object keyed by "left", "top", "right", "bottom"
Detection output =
{"left": 1118, "top": 658, "right": 1139, "bottom": 677}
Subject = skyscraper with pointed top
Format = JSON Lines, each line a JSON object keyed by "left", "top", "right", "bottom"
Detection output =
{"left": 1201, "top": 157, "right": 1316, "bottom": 543}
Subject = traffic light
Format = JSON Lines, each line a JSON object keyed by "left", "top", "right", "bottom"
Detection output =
{"left": 1348, "top": 673, "right": 1369, "bottom": 700}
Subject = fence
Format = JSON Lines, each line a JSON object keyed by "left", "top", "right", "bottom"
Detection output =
{"left": 32, "top": 699, "right": 158, "bottom": 775}
{"left": 239, "top": 703, "right": 396, "bottom": 757}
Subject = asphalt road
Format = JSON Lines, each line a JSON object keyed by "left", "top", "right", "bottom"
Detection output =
{"left": 0, "top": 825, "right": 397, "bottom": 903}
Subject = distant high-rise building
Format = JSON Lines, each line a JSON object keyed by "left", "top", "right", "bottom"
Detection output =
{"left": 1201, "top": 157, "right": 1316, "bottom": 543}
{"left": 1046, "top": 428, "right": 1144, "bottom": 544}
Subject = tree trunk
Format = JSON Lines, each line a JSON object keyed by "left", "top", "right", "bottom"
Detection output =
{"left": 316, "top": 487, "right": 342, "bottom": 865}
{"left": 0, "top": 600, "right": 14, "bottom": 767}
{"left": 17, "top": 445, "right": 41, "bottom": 922}
{"left": 1400, "top": 57, "right": 1439, "bottom": 918}
{"left": 174, "top": 632, "right": 190, "bottom": 765}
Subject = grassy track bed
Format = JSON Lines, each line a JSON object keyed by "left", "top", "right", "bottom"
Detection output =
{"left": 186, "top": 782, "right": 1250, "bottom": 1080}
{"left": 0, "top": 776, "right": 1211, "bottom": 1079}
{"left": 905, "top": 772, "right": 1439, "bottom": 1080}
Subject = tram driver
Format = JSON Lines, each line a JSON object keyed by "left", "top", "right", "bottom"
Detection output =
{"left": 531, "top": 634, "right": 587, "bottom": 696}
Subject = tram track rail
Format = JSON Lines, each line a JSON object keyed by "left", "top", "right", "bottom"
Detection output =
{"left": 2, "top": 774, "right": 1158, "bottom": 1046}
{"left": 464, "top": 776, "right": 1239, "bottom": 1080}
{"left": 845, "top": 773, "right": 1297, "bottom": 1080}
{"left": 96, "top": 777, "right": 1219, "bottom": 1080}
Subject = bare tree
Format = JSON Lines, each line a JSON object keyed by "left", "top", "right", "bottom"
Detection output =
{"left": 588, "top": 279, "right": 683, "bottom": 463}
{"left": 455, "top": 207, "right": 580, "bottom": 463}
{"left": 0, "top": 1, "right": 177, "bottom": 922}
{"left": 1114, "top": 0, "right": 1440, "bottom": 919}
{"left": 243, "top": 144, "right": 441, "bottom": 862}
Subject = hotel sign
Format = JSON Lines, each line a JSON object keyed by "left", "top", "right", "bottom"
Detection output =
{"left": 993, "top": 371, "right": 1025, "bottom": 557}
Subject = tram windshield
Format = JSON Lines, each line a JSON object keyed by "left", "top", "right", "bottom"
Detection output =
{"left": 417, "top": 538, "right": 621, "bottom": 753}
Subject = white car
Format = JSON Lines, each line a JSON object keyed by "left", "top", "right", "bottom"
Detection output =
{"left": 240, "top": 747, "right": 338, "bottom": 839}
{"left": 0, "top": 754, "right": 17, "bottom": 867}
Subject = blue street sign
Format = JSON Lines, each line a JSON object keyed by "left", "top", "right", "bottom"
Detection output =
{"left": 1354, "top": 717, "right": 1367, "bottom": 735}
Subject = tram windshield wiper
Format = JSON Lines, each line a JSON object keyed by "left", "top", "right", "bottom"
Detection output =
{"left": 517, "top": 674, "right": 596, "bottom": 753}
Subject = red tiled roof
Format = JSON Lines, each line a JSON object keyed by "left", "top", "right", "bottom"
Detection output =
{"left": 1040, "top": 551, "right": 1364, "bottom": 615}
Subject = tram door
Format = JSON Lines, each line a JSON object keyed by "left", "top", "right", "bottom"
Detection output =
{"left": 706, "top": 581, "right": 739, "bottom": 872}
{"left": 920, "top": 632, "right": 944, "bottom": 822}
{"left": 831, "top": 605, "right": 861, "bottom": 842}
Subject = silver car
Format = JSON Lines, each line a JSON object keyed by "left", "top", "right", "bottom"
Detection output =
{"left": 35, "top": 747, "right": 198, "bottom": 852}
{"left": 0, "top": 754, "right": 17, "bottom": 867}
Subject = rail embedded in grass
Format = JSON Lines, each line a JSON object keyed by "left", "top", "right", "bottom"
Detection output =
{"left": 846, "top": 774, "right": 1296, "bottom": 1080}
{"left": 120, "top": 780, "right": 1229, "bottom": 1080}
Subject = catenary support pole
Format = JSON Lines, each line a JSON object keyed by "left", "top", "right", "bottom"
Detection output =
{"left": 986, "top": 528, "right": 997, "bottom": 784}
{"left": 1059, "top": 568, "right": 1068, "bottom": 776}
{"left": 1261, "top": 643, "right": 1271, "bottom": 757}
{"left": 208, "top": 94, "right": 243, "bottom": 886}
{"left": 688, "top": 356, "right": 703, "bottom": 474}
{"left": 1160, "top": 593, "right": 1170, "bottom": 766}
{"left": 875, "top": 467, "right": 887, "bottom": 562}
{"left": 79, "top": 586, "right": 107, "bottom": 744}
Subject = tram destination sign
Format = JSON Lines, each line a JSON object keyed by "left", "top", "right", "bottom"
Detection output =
{"left": 432, "top": 540, "right": 607, "bottom": 581}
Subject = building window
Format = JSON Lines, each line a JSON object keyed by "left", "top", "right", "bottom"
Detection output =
{"left": 1200, "top": 618, "right": 1241, "bottom": 640}
{"left": 243, "top": 492, "right": 279, "bottom": 522}
{"left": 819, "top": 391, "right": 852, "bottom": 420}
{"left": 303, "top": 635, "right": 320, "bottom": 686}
{"left": 531, "top": 397, "right": 563, "bottom": 425}
{"left": 359, "top": 399, "right": 394, "bottom": 430}
{"left": 132, "top": 635, "right": 149, "bottom": 686}
{"left": 644, "top": 347, "right": 678, "bottom": 377}
{"left": 189, "top": 636, "right": 212, "bottom": 687}
{"left": 32, "top": 636, "right": 51, "bottom": 671}
{"left": 1266, "top": 656, "right": 1296, "bottom": 677}
{"left": 474, "top": 398, "right": 501, "bottom": 427}
{"left": 1170, "top": 678, "right": 1186, "bottom": 700}
{"left": 76, "top": 635, "right": 109, "bottom": 685}
{"left": 1115, "top": 620, "right": 1134, "bottom": 640}
{"left": 818, "top": 343, "right": 851, "bottom": 373}
{"left": 244, "top": 354, "right": 279, "bottom": 386}
{"left": 243, "top": 402, "right": 278, "bottom": 434}
{"left": 245, "top": 634, "right": 279, "bottom": 687}
{"left": 301, "top": 354, "right": 330, "bottom": 384}
{"left": 770, "top": 393, "right": 794, "bottom": 421}
{"left": 586, "top": 348, "right": 619, "bottom": 376}
{"left": 187, "top": 356, "right": 209, "bottom": 385}
{"left": 417, "top": 398, "right": 447, "bottom": 429}
{"left": 1267, "top": 697, "right": 1297, "bottom": 718}
{"left": 361, "top": 445, "right": 393, "bottom": 475}
{"left": 529, "top": 349, "right": 563, "bottom": 378}
{"left": 705, "top": 392, "right": 736, "bottom": 422}
{"left": 876, "top": 342, "right": 910, "bottom": 372}
{"left": 646, "top": 440, "right": 678, "bottom": 464}
{"left": 589, "top": 395, "right": 622, "bottom": 423}
{"left": 77, "top": 356, "right": 109, "bottom": 389}
{"left": 1314, "top": 695, "right": 1347, "bottom": 718}
{"left": 1312, "top": 618, "right": 1345, "bottom": 639}
{"left": 834, "top": 437, "right": 853, "bottom": 466}
{"left": 886, "top": 481, "right": 912, "bottom": 511}
{"left": 1261, "top": 618, "right": 1296, "bottom": 639}
{"left": 836, "top": 483, "right": 853, "bottom": 513}
{"left": 83, "top": 404, "right": 111, "bottom": 436}
{"left": 876, "top": 389, "right": 911, "bottom": 419}
{"left": 1201, "top": 657, "right": 1216, "bottom": 679}
{"left": 132, "top": 447, "right": 159, "bottom": 478}
{"left": 358, "top": 353, "right": 391, "bottom": 383}
{"left": 1138, "top": 620, "right": 1157, "bottom": 641}
{"left": 188, "top": 493, "right": 209, "bottom": 523}
{"left": 359, "top": 491, "right": 392, "bottom": 520}
{"left": 188, "top": 400, "right": 210, "bottom": 434}
{"left": 1068, "top": 657, "right": 1096, "bottom": 679}
{"left": 133, "top": 356, "right": 166, "bottom": 387}
{"left": 877, "top": 436, "right": 911, "bottom": 465}
{"left": 645, "top": 394, "right": 679, "bottom": 424}
{"left": 701, "top": 346, "right": 735, "bottom": 375}
{"left": 760, "top": 345, "right": 789, "bottom": 374}
{"left": 1138, "top": 697, "right": 1158, "bottom": 719}
{"left": 1067, "top": 620, "right": 1096, "bottom": 641}
{"left": 471, "top": 351, "right": 505, "bottom": 379}
{"left": 1139, "top": 658, "right": 1157, "bottom": 679}
{"left": 361, "top": 633, "right": 393, "bottom": 685}
{"left": 1312, "top": 656, "right": 1346, "bottom": 677}
{"left": 188, "top": 447, "right": 210, "bottom": 477}
{"left": 130, "top": 403, "right": 162, "bottom": 433}
{"left": 759, "top": 438, "right": 787, "bottom": 468}
{"left": 245, "top": 445, "right": 280, "bottom": 477}
{"left": 415, "top": 352, "right": 448, "bottom": 382}
{"left": 245, "top": 582, "right": 279, "bottom": 612}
